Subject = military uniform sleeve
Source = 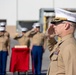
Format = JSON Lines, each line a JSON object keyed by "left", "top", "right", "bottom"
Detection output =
{"left": 29, "top": 38, "right": 33, "bottom": 50}
{"left": 7, "top": 33, "right": 10, "bottom": 53}
{"left": 13, "top": 33, "right": 19, "bottom": 39}
{"left": 25, "top": 36, "right": 30, "bottom": 48}
{"left": 4, "top": 32, "right": 10, "bottom": 54}
{"left": 25, "top": 30, "right": 36, "bottom": 37}
{"left": 4, "top": 31, "right": 10, "bottom": 38}
{"left": 58, "top": 44, "right": 76, "bottom": 75}
{"left": 43, "top": 34, "right": 48, "bottom": 51}
{"left": 13, "top": 36, "right": 17, "bottom": 39}
{"left": 47, "top": 37, "right": 57, "bottom": 51}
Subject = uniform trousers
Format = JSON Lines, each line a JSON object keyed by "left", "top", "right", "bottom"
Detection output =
{"left": 31, "top": 45, "right": 43, "bottom": 75}
{"left": 0, "top": 51, "right": 8, "bottom": 75}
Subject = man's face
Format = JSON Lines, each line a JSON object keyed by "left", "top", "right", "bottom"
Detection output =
{"left": 36, "top": 27, "right": 40, "bottom": 32}
{"left": 22, "top": 31, "right": 26, "bottom": 35}
{"left": 53, "top": 21, "right": 64, "bottom": 36}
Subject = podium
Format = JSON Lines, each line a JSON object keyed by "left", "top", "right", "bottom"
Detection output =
{"left": 10, "top": 47, "right": 30, "bottom": 72}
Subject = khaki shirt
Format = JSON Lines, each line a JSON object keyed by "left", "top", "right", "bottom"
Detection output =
{"left": 26, "top": 30, "right": 46, "bottom": 49}
{"left": 47, "top": 34, "right": 76, "bottom": 75}
{"left": 0, "top": 31, "right": 10, "bottom": 52}
{"left": 14, "top": 33, "right": 30, "bottom": 47}
{"left": 31, "top": 32, "right": 46, "bottom": 46}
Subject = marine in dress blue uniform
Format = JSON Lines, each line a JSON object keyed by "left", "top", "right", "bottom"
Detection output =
{"left": 0, "top": 26, "right": 10, "bottom": 75}
{"left": 27, "top": 23, "right": 46, "bottom": 75}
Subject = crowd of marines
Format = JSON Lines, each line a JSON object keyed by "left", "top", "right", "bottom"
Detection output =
{"left": 0, "top": 8, "right": 76, "bottom": 75}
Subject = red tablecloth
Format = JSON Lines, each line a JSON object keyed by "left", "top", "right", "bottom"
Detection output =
{"left": 10, "top": 47, "right": 30, "bottom": 72}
